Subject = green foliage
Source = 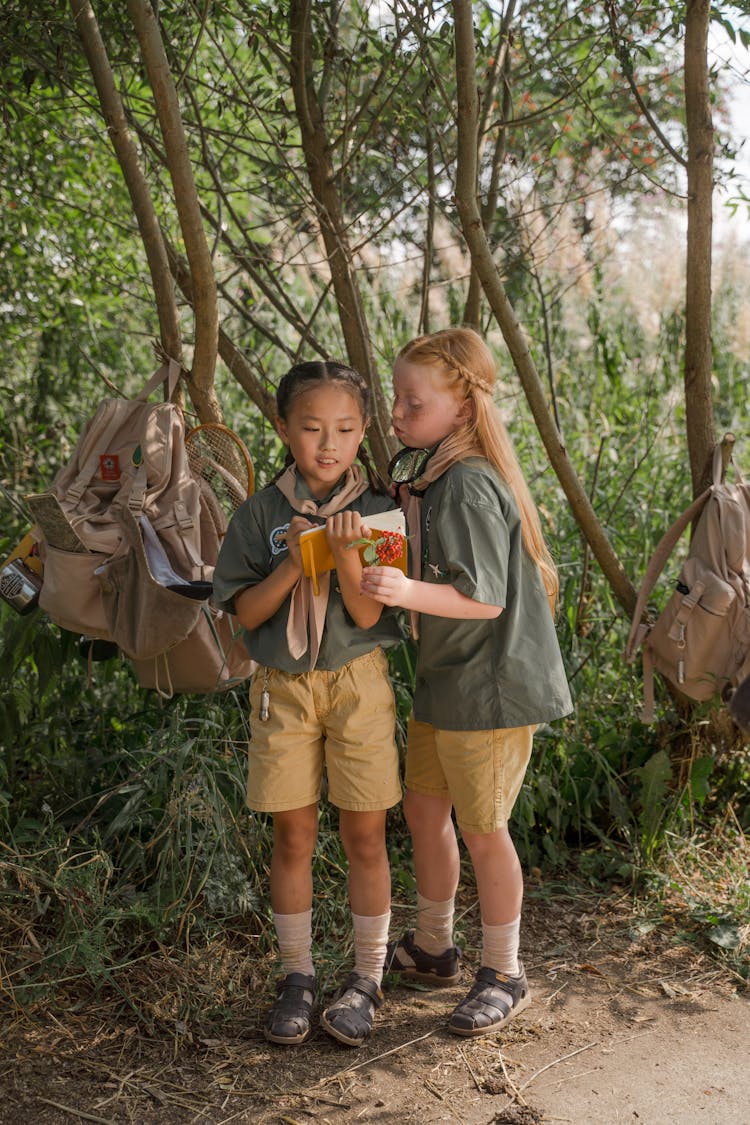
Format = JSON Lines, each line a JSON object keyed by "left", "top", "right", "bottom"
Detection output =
{"left": 1, "top": 1, "right": 748, "bottom": 1002}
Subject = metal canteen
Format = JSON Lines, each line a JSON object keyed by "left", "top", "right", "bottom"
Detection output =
{"left": 0, "top": 558, "right": 43, "bottom": 615}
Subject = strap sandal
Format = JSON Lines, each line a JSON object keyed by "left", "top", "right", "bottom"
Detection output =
{"left": 320, "top": 972, "right": 384, "bottom": 1047}
{"left": 263, "top": 972, "right": 316, "bottom": 1045}
{"left": 448, "top": 963, "right": 531, "bottom": 1037}
{"left": 383, "top": 928, "right": 461, "bottom": 987}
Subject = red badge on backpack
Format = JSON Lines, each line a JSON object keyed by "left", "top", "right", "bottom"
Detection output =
{"left": 99, "top": 454, "right": 120, "bottom": 481}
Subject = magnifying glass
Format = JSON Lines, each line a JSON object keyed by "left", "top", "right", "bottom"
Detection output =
{"left": 387, "top": 444, "right": 440, "bottom": 486}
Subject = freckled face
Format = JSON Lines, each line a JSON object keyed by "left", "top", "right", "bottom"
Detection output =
{"left": 276, "top": 383, "right": 367, "bottom": 499}
{"left": 391, "top": 358, "right": 468, "bottom": 449}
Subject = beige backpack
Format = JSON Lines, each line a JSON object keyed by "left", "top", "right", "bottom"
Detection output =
{"left": 625, "top": 446, "right": 750, "bottom": 722}
{"left": 28, "top": 360, "right": 253, "bottom": 695}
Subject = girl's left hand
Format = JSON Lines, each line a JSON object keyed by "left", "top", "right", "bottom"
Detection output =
{"left": 360, "top": 565, "right": 412, "bottom": 608}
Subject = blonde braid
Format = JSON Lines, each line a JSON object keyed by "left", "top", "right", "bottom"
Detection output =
{"left": 432, "top": 346, "right": 494, "bottom": 395}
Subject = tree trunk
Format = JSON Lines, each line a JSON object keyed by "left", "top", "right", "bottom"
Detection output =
{"left": 126, "top": 0, "right": 221, "bottom": 424}
{"left": 684, "top": 0, "right": 716, "bottom": 495}
{"left": 163, "top": 238, "right": 277, "bottom": 423}
{"left": 463, "top": 0, "right": 516, "bottom": 331}
{"left": 69, "top": 0, "right": 182, "bottom": 375}
{"left": 288, "top": 0, "right": 395, "bottom": 475}
{"left": 452, "top": 0, "right": 637, "bottom": 617}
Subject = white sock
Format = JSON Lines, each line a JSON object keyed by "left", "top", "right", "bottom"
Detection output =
{"left": 414, "top": 893, "right": 455, "bottom": 955}
{"left": 273, "top": 909, "right": 314, "bottom": 978}
{"left": 352, "top": 910, "right": 391, "bottom": 987}
{"left": 481, "top": 915, "right": 521, "bottom": 976}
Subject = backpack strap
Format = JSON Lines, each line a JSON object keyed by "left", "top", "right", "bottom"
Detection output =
{"left": 625, "top": 442, "right": 728, "bottom": 722}
{"left": 624, "top": 486, "right": 713, "bottom": 665}
{"left": 135, "top": 358, "right": 182, "bottom": 403}
{"left": 627, "top": 495, "right": 710, "bottom": 725}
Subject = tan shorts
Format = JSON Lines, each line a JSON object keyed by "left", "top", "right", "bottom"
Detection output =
{"left": 247, "top": 648, "right": 401, "bottom": 813}
{"left": 405, "top": 718, "right": 535, "bottom": 834}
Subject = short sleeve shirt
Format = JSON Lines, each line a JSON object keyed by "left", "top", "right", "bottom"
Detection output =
{"left": 413, "top": 458, "right": 573, "bottom": 730}
{"left": 212, "top": 476, "right": 403, "bottom": 673}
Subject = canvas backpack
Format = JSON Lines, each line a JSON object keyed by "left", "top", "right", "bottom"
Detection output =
{"left": 28, "top": 360, "right": 253, "bottom": 695}
{"left": 625, "top": 445, "right": 750, "bottom": 722}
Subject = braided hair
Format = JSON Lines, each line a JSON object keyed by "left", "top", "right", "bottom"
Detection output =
{"left": 273, "top": 360, "right": 386, "bottom": 494}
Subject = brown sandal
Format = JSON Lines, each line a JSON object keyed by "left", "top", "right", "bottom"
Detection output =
{"left": 263, "top": 972, "right": 315, "bottom": 1045}
{"left": 320, "top": 972, "right": 383, "bottom": 1047}
{"left": 383, "top": 929, "right": 461, "bottom": 987}
{"left": 448, "top": 964, "right": 531, "bottom": 1037}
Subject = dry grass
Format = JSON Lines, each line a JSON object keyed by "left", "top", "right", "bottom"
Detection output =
{"left": 1, "top": 873, "right": 745, "bottom": 1125}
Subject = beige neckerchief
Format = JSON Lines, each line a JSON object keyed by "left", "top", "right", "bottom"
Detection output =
{"left": 400, "top": 427, "right": 483, "bottom": 639}
{"left": 276, "top": 464, "right": 369, "bottom": 667}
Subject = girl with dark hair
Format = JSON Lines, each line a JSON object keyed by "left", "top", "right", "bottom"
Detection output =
{"left": 213, "top": 361, "right": 403, "bottom": 1048}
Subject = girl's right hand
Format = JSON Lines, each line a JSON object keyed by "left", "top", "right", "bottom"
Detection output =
{"left": 360, "top": 564, "right": 413, "bottom": 608}
{"left": 285, "top": 515, "right": 315, "bottom": 571}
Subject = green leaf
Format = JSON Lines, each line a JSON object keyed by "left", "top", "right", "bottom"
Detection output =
{"left": 707, "top": 923, "right": 741, "bottom": 950}
{"left": 689, "top": 756, "right": 713, "bottom": 806}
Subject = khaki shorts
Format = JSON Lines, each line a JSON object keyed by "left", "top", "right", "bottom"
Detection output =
{"left": 247, "top": 648, "right": 401, "bottom": 813}
{"left": 405, "top": 718, "right": 535, "bottom": 834}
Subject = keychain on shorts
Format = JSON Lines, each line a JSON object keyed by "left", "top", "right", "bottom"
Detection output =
{"left": 259, "top": 669, "right": 270, "bottom": 722}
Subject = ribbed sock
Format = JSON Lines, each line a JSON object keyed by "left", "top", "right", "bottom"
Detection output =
{"left": 273, "top": 909, "right": 314, "bottom": 978}
{"left": 480, "top": 915, "right": 521, "bottom": 976}
{"left": 352, "top": 910, "right": 391, "bottom": 987}
{"left": 414, "top": 893, "right": 455, "bottom": 955}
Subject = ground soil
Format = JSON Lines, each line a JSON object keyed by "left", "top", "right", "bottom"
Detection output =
{"left": 2, "top": 883, "right": 749, "bottom": 1125}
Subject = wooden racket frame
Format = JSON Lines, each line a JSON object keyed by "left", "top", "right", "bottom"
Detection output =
{"left": 185, "top": 422, "right": 255, "bottom": 500}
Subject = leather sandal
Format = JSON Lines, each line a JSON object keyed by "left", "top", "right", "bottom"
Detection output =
{"left": 263, "top": 972, "right": 316, "bottom": 1045}
{"left": 383, "top": 929, "right": 462, "bottom": 987}
{"left": 448, "top": 963, "right": 531, "bottom": 1037}
{"left": 320, "top": 972, "right": 383, "bottom": 1047}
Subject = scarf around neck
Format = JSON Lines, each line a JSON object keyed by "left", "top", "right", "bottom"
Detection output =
{"left": 400, "top": 427, "right": 483, "bottom": 638}
{"left": 275, "top": 463, "right": 369, "bottom": 667}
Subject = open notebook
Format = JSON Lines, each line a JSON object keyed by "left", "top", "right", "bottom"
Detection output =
{"left": 300, "top": 509, "right": 407, "bottom": 595}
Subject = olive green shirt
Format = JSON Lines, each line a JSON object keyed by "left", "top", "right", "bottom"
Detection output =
{"left": 414, "top": 459, "right": 572, "bottom": 730}
{"left": 212, "top": 476, "right": 403, "bottom": 673}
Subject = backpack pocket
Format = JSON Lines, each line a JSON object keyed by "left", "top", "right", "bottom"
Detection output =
{"left": 648, "top": 565, "right": 741, "bottom": 700}
{"left": 38, "top": 545, "right": 112, "bottom": 639}
{"left": 97, "top": 510, "right": 202, "bottom": 660}
{"left": 132, "top": 604, "right": 254, "bottom": 697}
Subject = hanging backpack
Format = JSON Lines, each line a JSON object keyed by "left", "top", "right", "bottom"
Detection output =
{"left": 27, "top": 359, "right": 253, "bottom": 695}
{"left": 625, "top": 444, "right": 750, "bottom": 722}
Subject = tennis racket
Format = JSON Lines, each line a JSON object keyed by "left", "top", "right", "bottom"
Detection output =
{"left": 185, "top": 423, "right": 255, "bottom": 515}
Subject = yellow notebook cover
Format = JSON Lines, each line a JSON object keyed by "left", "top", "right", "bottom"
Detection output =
{"left": 300, "top": 510, "right": 407, "bottom": 595}
{"left": 2, "top": 531, "right": 43, "bottom": 577}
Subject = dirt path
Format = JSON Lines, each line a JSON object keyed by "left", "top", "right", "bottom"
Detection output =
{"left": 2, "top": 886, "right": 748, "bottom": 1124}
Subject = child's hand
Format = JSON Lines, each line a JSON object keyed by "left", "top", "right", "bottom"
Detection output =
{"left": 325, "top": 510, "right": 367, "bottom": 558}
{"left": 360, "top": 565, "right": 413, "bottom": 608}
{"left": 286, "top": 515, "right": 315, "bottom": 570}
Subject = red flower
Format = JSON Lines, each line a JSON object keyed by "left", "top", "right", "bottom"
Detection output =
{"left": 374, "top": 530, "right": 404, "bottom": 565}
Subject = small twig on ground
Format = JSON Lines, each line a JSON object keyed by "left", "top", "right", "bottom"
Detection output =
{"left": 548, "top": 1066, "right": 600, "bottom": 1086}
{"left": 544, "top": 981, "right": 568, "bottom": 1005}
{"left": 516, "top": 1041, "right": 598, "bottom": 1093}
{"left": 491, "top": 1039, "right": 599, "bottom": 1117}
{"left": 313, "top": 1028, "right": 437, "bottom": 1088}
{"left": 423, "top": 1077, "right": 445, "bottom": 1101}
{"left": 37, "top": 1099, "right": 116, "bottom": 1125}
{"left": 497, "top": 1051, "right": 527, "bottom": 1105}
{"left": 459, "top": 1046, "right": 483, "bottom": 1092}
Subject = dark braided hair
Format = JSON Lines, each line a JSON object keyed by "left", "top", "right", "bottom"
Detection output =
{"left": 274, "top": 361, "right": 386, "bottom": 494}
